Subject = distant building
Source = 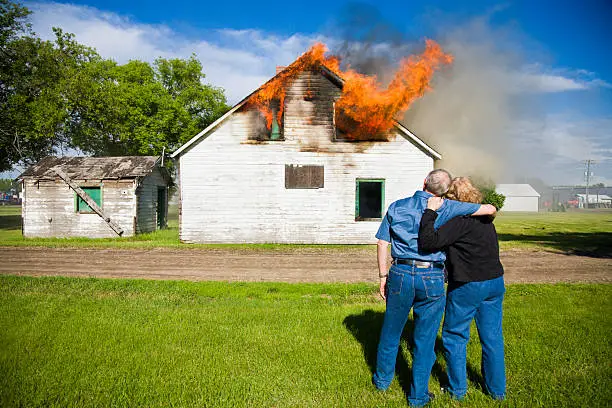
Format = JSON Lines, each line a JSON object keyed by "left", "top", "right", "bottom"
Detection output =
{"left": 19, "top": 156, "right": 172, "bottom": 238}
{"left": 496, "top": 184, "right": 540, "bottom": 212}
{"left": 576, "top": 194, "right": 612, "bottom": 208}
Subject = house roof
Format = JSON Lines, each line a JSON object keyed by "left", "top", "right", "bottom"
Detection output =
{"left": 19, "top": 156, "right": 165, "bottom": 181}
{"left": 171, "top": 63, "right": 441, "bottom": 160}
{"left": 496, "top": 184, "right": 541, "bottom": 197}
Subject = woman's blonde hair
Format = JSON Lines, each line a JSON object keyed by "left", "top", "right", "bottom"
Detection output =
{"left": 445, "top": 177, "right": 483, "bottom": 204}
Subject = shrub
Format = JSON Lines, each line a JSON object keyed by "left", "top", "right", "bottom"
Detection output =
{"left": 481, "top": 188, "right": 506, "bottom": 210}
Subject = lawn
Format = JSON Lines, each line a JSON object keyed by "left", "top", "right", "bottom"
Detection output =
{"left": 0, "top": 276, "right": 610, "bottom": 407}
{"left": 1, "top": 205, "right": 611, "bottom": 255}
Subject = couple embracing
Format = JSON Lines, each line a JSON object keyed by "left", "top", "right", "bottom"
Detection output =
{"left": 373, "top": 169, "right": 506, "bottom": 406}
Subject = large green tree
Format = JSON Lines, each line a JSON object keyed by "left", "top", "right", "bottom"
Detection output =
{"left": 0, "top": 0, "right": 229, "bottom": 171}
{"left": 67, "top": 56, "right": 228, "bottom": 156}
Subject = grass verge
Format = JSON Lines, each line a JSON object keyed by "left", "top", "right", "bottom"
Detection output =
{"left": 0, "top": 276, "right": 610, "bottom": 407}
{"left": 1, "top": 206, "right": 611, "bottom": 256}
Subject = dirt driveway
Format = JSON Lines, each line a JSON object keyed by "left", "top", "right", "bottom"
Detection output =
{"left": 0, "top": 247, "right": 610, "bottom": 283}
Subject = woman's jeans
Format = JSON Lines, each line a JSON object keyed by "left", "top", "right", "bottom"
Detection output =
{"left": 442, "top": 276, "right": 506, "bottom": 400}
{"left": 373, "top": 263, "right": 446, "bottom": 407}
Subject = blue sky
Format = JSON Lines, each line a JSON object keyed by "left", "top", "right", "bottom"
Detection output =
{"left": 10, "top": 0, "right": 612, "bottom": 186}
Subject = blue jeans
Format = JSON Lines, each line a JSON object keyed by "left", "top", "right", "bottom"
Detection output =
{"left": 373, "top": 263, "right": 446, "bottom": 407}
{"left": 442, "top": 276, "right": 506, "bottom": 400}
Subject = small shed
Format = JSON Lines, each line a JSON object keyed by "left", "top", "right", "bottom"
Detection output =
{"left": 19, "top": 156, "right": 172, "bottom": 238}
{"left": 496, "top": 184, "right": 540, "bottom": 212}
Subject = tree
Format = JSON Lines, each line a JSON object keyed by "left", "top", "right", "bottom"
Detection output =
{"left": 0, "top": 0, "right": 230, "bottom": 170}
{"left": 67, "top": 56, "right": 229, "bottom": 156}
{"left": 0, "top": 0, "right": 99, "bottom": 171}
{"left": 0, "top": 178, "right": 14, "bottom": 192}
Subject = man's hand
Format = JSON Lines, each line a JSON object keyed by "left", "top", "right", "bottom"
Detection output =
{"left": 379, "top": 277, "right": 387, "bottom": 300}
{"left": 427, "top": 196, "right": 444, "bottom": 211}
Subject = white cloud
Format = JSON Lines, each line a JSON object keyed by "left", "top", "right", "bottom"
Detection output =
{"left": 514, "top": 73, "right": 588, "bottom": 92}
{"left": 511, "top": 116, "right": 612, "bottom": 185}
{"left": 512, "top": 65, "right": 612, "bottom": 93}
{"left": 27, "top": 2, "right": 610, "bottom": 102}
{"left": 27, "top": 2, "right": 326, "bottom": 104}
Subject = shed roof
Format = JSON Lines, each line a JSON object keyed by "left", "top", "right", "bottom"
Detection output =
{"left": 20, "top": 156, "right": 164, "bottom": 181}
{"left": 171, "top": 63, "right": 441, "bottom": 160}
{"left": 496, "top": 184, "right": 541, "bottom": 197}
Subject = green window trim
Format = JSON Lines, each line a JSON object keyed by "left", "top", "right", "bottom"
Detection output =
{"left": 355, "top": 179, "right": 385, "bottom": 221}
{"left": 75, "top": 186, "right": 103, "bottom": 213}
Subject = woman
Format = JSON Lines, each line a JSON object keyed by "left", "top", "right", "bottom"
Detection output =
{"left": 418, "top": 177, "right": 506, "bottom": 401}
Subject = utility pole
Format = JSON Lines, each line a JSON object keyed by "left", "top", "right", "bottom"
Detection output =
{"left": 584, "top": 160, "right": 595, "bottom": 209}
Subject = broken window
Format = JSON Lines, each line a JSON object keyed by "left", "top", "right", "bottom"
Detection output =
{"left": 76, "top": 187, "right": 102, "bottom": 213}
{"left": 333, "top": 103, "right": 356, "bottom": 141}
{"left": 356, "top": 179, "right": 384, "bottom": 220}
{"left": 250, "top": 99, "right": 284, "bottom": 141}
{"left": 285, "top": 165, "right": 324, "bottom": 189}
{"left": 334, "top": 102, "right": 389, "bottom": 142}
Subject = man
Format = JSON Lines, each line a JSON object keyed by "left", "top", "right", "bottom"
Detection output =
{"left": 372, "top": 169, "right": 496, "bottom": 407}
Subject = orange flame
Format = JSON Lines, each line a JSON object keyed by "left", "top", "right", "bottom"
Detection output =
{"left": 247, "top": 40, "right": 453, "bottom": 140}
{"left": 246, "top": 43, "right": 340, "bottom": 130}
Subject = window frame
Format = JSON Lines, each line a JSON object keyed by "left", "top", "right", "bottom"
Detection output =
{"left": 75, "top": 186, "right": 103, "bottom": 214}
{"left": 249, "top": 101, "right": 285, "bottom": 142}
{"left": 355, "top": 178, "right": 385, "bottom": 221}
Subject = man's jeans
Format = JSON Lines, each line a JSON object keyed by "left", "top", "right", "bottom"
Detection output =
{"left": 373, "top": 263, "right": 445, "bottom": 407}
{"left": 442, "top": 276, "right": 506, "bottom": 400}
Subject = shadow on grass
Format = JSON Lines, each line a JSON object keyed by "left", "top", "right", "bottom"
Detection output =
{"left": 343, "top": 310, "right": 447, "bottom": 400}
{"left": 498, "top": 232, "right": 612, "bottom": 258}
{"left": 0, "top": 213, "right": 21, "bottom": 230}
{"left": 466, "top": 362, "right": 485, "bottom": 392}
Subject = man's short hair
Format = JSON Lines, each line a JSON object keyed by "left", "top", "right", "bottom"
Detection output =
{"left": 425, "top": 169, "right": 452, "bottom": 196}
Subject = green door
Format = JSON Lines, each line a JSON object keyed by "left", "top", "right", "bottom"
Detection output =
{"left": 157, "top": 187, "right": 166, "bottom": 229}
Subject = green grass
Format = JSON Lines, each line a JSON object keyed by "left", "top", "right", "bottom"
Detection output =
{"left": 1, "top": 206, "right": 611, "bottom": 255}
{"left": 495, "top": 211, "right": 612, "bottom": 255}
{"left": 0, "top": 276, "right": 610, "bottom": 407}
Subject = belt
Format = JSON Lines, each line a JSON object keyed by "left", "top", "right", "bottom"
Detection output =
{"left": 393, "top": 259, "right": 445, "bottom": 269}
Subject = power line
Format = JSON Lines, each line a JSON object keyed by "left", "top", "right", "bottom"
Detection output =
{"left": 584, "top": 159, "right": 596, "bottom": 208}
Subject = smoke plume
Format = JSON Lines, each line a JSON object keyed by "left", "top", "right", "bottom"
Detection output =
{"left": 329, "top": 5, "right": 544, "bottom": 183}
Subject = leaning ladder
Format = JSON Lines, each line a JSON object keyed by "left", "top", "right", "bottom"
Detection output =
{"left": 52, "top": 167, "right": 124, "bottom": 236}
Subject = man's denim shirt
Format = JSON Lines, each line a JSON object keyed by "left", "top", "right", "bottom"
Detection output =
{"left": 375, "top": 190, "right": 480, "bottom": 262}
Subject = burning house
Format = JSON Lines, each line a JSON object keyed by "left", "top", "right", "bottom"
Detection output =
{"left": 172, "top": 42, "right": 450, "bottom": 243}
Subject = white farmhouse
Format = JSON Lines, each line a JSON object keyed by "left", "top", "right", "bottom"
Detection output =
{"left": 496, "top": 184, "right": 540, "bottom": 212}
{"left": 172, "top": 63, "right": 441, "bottom": 244}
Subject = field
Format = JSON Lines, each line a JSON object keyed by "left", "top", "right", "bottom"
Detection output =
{"left": 0, "top": 206, "right": 610, "bottom": 283}
{"left": 0, "top": 277, "right": 610, "bottom": 407}
{"left": 1, "top": 206, "right": 611, "bottom": 407}
{"left": 1, "top": 206, "right": 611, "bottom": 256}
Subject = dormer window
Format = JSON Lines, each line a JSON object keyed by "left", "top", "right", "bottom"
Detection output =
{"left": 250, "top": 99, "right": 284, "bottom": 141}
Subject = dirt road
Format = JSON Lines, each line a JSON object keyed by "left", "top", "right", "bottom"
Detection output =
{"left": 0, "top": 247, "right": 610, "bottom": 283}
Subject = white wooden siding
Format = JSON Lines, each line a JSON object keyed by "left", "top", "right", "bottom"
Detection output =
{"left": 136, "top": 169, "right": 168, "bottom": 233}
{"left": 178, "top": 70, "right": 434, "bottom": 244}
{"left": 502, "top": 196, "right": 539, "bottom": 212}
{"left": 22, "top": 180, "right": 136, "bottom": 238}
